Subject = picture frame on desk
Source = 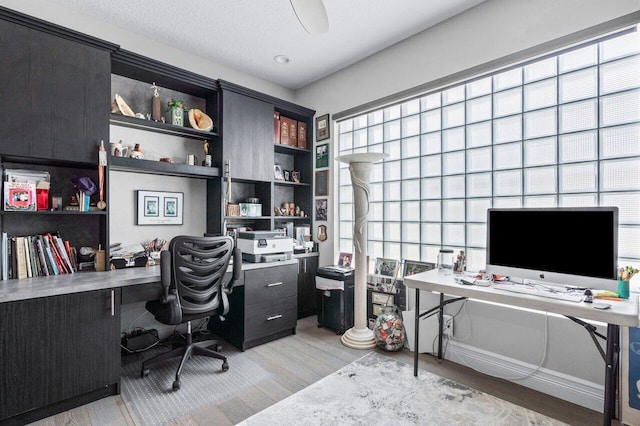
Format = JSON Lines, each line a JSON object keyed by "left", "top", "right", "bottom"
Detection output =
{"left": 136, "top": 190, "right": 183, "bottom": 225}
{"left": 403, "top": 260, "right": 435, "bottom": 277}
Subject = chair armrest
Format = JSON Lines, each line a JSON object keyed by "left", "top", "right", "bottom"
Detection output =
{"left": 224, "top": 248, "right": 242, "bottom": 295}
{"left": 160, "top": 250, "right": 177, "bottom": 304}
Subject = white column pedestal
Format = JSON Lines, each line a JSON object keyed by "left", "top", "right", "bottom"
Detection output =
{"left": 336, "top": 153, "right": 388, "bottom": 350}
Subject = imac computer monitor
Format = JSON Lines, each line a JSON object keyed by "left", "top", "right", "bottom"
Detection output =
{"left": 485, "top": 207, "right": 618, "bottom": 291}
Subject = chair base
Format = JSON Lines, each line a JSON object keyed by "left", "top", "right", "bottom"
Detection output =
{"left": 141, "top": 326, "right": 228, "bottom": 391}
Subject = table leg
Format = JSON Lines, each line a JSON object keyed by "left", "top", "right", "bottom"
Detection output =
{"left": 438, "top": 292, "right": 444, "bottom": 360}
{"left": 603, "top": 324, "right": 619, "bottom": 426}
{"left": 414, "top": 288, "right": 420, "bottom": 377}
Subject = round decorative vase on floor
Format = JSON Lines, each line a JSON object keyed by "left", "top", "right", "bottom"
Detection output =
{"left": 373, "top": 305, "right": 406, "bottom": 352}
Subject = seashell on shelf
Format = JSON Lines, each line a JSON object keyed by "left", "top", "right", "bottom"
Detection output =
{"left": 111, "top": 94, "right": 135, "bottom": 117}
{"left": 188, "top": 108, "right": 214, "bottom": 131}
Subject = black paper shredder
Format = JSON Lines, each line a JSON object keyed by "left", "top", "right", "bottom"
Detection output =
{"left": 315, "top": 266, "right": 354, "bottom": 335}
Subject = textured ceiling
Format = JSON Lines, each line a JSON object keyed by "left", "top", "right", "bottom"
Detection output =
{"left": 47, "top": 0, "right": 485, "bottom": 90}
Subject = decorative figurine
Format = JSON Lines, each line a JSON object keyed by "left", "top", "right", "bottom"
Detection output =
{"left": 151, "top": 82, "right": 161, "bottom": 121}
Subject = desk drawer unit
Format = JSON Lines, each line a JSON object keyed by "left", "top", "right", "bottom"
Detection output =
{"left": 212, "top": 263, "right": 298, "bottom": 351}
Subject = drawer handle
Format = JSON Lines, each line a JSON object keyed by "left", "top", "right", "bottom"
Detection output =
{"left": 267, "top": 282, "right": 284, "bottom": 287}
{"left": 267, "top": 314, "right": 283, "bottom": 321}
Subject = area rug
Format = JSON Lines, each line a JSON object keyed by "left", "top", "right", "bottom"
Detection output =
{"left": 238, "top": 352, "right": 567, "bottom": 426}
{"left": 120, "top": 343, "right": 271, "bottom": 425}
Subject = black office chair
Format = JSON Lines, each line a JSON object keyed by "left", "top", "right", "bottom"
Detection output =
{"left": 140, "top": 235, "right": 241, "bottom": 391}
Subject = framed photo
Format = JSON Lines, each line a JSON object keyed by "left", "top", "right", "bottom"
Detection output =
{"left": 315, "top": 170, "right": 329, "bottom": 196}
{"left": 315, "top": 114, "right": 330, "bottom": 141}
{"left": 315, "top": 143, "right": 329, "bottom": 168}
{"left": 403, "top": 260, "right": 435, "bottom": 277}
{"left": 144, "top": 196, "right": 159, "bottom": 217}
{"left": 374, "top": 258, "right": 400, "bottom": 277}
{"left": 136, "top": 190, "right": 184, "bottom": 225}
{"left": 315, "top": 198, "right": 328, "bottom": 221}
{"left": 338, "top": 252, "right": 352, "bottom": 268}
{"left": 274, "top": 164, "right": 284, "bottom": 180}
{"left": 291, "top": 170, "right": 301, "bottom": 183}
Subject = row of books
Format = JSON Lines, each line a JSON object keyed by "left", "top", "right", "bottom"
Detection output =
{"left": 0, "top": 232, "right": 77, "bottom": 280}
{"left": 274, "top": 112, "right": 307, "bottom": 148}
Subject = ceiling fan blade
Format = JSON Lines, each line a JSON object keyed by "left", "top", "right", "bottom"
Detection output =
{"left": 290, "top": 0, "right": 329, "bottom": 35}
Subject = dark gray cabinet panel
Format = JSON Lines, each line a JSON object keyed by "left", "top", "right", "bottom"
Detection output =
{"left": 297, "top": 255, "right": 318, "bottom": 318}
{"left": 0, "top": 289, "right": 120, "bottom": 421}
{"left": 212, "top": 263, "right": 297, "bottom": 351}
{"left": 222, "top": 90, "right": 274, "bottom": 182}
{"left": 0, "top": 19, "right": 110, "bottom": 163}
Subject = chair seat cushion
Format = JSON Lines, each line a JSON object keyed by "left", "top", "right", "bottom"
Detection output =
{"left": 146, "top": 299, "right": 217, "bottom": 326}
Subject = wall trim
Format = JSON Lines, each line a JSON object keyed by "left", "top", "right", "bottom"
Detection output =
{"left": 445, "top": 340, "right": 604, "bottom": 412}
{"left": 334, "top": 10, "right": 640, "bottom": 121}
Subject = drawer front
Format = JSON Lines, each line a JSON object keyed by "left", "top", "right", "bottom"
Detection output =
{"left": 245, "top": 264, "right": 297, "bottom": 306}
{"left": 245, "top": 296, "right": 297, "bottom": 340}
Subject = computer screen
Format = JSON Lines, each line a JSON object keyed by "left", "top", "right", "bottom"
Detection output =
{"left": 485, "top": 207, "right": 618, "bottom": 291}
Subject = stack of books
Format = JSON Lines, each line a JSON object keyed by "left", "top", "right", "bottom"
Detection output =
{"left": 0, "top": 232, "right": 77, "bottom": 280}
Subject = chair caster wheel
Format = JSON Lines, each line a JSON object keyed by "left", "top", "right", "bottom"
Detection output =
{"left": 216, "top": 344, "right": 223, "bottom": 352}
{"left": 141, "top": 368, "right": 149, "bottom": 378}
{"left": 172, "top": 380, "right": 181, "bottom": 391}
{"left": 222, "top": 361, "right": 229, "bottom": 371}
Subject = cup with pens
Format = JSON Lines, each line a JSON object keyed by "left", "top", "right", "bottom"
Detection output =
{"left": 617, "top": 266, "right": 639, "bottom": 299}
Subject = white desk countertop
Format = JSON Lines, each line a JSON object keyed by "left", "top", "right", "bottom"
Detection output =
{"left": 404, "top": 269, "right": 640, "bottom": 328}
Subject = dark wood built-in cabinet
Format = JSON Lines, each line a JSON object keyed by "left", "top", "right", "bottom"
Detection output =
{"left": 0, "top": 15, "right": 114, "bottom": 164}
{"left": 297, "top": 255, "right": 319, "bottom": 318}
{"left": 0, "top": 5, "right": 318, "bottom": 423}
{"left": 213, "top": 263, "right": 298, "bottom": 351}
{"left": 0, "top": 289, "right": 121, "bottom": 422}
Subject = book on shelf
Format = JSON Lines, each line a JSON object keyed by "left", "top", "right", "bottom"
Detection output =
{"left": 297, "top": 121, "right": 307, "bottom": 149}
{"left": 14, "top": 236, "right": 28, "bottom": 279}
{"left": 274, "top": 111, "right": 281, "bottom": 144}
{"left": 288, "top": 119, "right": 297, "bottom": 147}
{"left": 1, "top": 232, "right": 6, "bottom": 280}
{"left": 34, "top": 236, "right": 50, "bottom": 276}
{"left": 280, "top": 116, "right": 290, "bottom": 146}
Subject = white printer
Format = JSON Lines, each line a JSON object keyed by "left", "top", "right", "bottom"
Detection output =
{"left": 237, "top": 230, "right": 293, "bottom": 263}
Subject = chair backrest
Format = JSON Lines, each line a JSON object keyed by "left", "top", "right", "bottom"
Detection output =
{"left": 166, "top": 235, "right": 234, "bottom": 316}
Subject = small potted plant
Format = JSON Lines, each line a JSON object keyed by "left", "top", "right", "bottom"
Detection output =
{"left": 166, "top": 99, "right": 186, "bottom": 126}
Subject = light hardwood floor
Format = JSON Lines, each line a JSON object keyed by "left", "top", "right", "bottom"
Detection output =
{"left": 30, "top": 316, "right": 612, "bottom": 426}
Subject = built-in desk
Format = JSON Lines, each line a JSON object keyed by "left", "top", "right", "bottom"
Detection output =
{"left": 404, "top": 269, "right": 640, "bottom": 426}
{"left": 0, "top": 258, "right": 297, "bottom": 424}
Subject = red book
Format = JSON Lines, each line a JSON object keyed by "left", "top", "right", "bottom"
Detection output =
{"left": 297, "top": 122, "right": 307, "bottom": 149}
{"left": 288, "top": 119, "right": 297, "bottom": 147}
{"left": 274, "top": 111, "right": 281, "bottom": 144}
{"left": 280, "top": 118, "right": 290, "bottom": 146}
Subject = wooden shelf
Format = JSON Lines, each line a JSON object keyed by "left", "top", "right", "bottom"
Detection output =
{"left": 108, "top": 156, "right": 219, "bottom": 179}
{"left": 1, "top": 210, "right": 107, "bottom": 215}
{"left": 274, "top": 144, "right": 311, "bottom": 155}
{"left": 274, "top": 216, "right": 310, "bottom": 220}
{"left": 274, "top": 180, "right": 310, "bottom": 187}
{"left": 224, "top": 216, "right": 271, "bottom": 220}
{"left": 110, "top": 114, "right": 218, "bottom": 140}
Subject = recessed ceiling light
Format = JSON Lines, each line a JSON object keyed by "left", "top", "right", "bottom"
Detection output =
{"left": 274, "top": 55, "right": 291, "bottom": 64}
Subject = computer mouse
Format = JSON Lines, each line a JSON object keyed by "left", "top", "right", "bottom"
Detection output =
{"left": 593, "top": 302, "right": 611, "bottom": 310}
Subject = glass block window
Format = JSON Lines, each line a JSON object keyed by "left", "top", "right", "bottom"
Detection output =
{"left": 337, "top": 28, "right": 640, "bottom": 271}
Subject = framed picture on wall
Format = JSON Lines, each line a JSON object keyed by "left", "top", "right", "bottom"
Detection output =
{"left": 315, "top": 114, "right": 330, "bottom": 141}
{"left": 315, "top": 170, "right": 329, "bottom": 196}
{"left": 315, "top": 198, "right": 327, "bottom": 221}
{"left": 136, "top": 190, "right": 184, "bottom": 225}
{"left": 316, "top": 143, "right": 329, "bottom": 168}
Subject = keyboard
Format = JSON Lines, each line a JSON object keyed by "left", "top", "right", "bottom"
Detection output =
{"left": 492, "top": 283, "right": 584, "bottom": 302}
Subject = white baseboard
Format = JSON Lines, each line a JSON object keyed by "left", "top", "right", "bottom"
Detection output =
{"left": 445, "top": 340, "right": 604, "bottom": 412}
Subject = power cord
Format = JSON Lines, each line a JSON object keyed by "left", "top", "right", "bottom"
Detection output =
{"left": 450, "top": 310, "right": 550, "bottom": 381}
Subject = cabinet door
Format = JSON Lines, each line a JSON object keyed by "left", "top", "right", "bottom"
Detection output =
{"left": 0, "top": 289, "right": 120, "bottom": 420}
{"left": 0, "top": 19, "right": 110, "bottom": 163}
{"left": 297, "top": 256, "right": 319, "bottom": 318}
{"left": 222, "top": 91, "right": 274, "bottom": 181}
